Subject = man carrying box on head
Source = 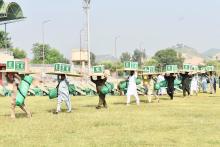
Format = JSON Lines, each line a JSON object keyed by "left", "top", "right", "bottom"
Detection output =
{"left": 164, "top": 65, "right": 178, "bottom": 100}
{"left": 90, "top": 67, "right": 109, "bottom": 109}
{"left": 164, "top": 72, "right": 176, "bottom": 100}
{"left": 180, "top": 71, "right": 192, "bottom": 97}
{"left": 46, "top": 63, "right": 82, "bottom": 114}
{"left": 55, "top": 74, "right": 71, "bottom": 114}
{"left": 126, "top": 70, "right": 140, "bottom": 106}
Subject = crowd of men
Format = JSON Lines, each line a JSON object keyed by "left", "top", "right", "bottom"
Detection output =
{"left": 141, "top": 71, "right": 217, "bottom": 102}
{"left": 3, "top": 69, "right": 218, "bottom": 118}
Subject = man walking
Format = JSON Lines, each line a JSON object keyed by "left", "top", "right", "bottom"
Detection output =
{"left": 91, "top": 73, "right": 108, "bottom": 109}
{"left": 164, "top": 73, "right": 176, "bottom": 100}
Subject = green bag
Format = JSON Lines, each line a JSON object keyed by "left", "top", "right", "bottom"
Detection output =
{"left": 174, "top": 79, "right": 181, "bottom": 85}
{"left": 119, "top": 81, "right": 128, "bottom": 90}
{"left": 159, "top": 80, "right": 167, "bottom": 87}
{"left": 136, "top": 78, "right": 142, "bottom": 85}
{"left": 154, "top": 83, "right": 160, "bottom": 90}
{"left": 49, "top": 88, "right": 58, "bottom": 99}
{"left": 68, "top": 84, "right": 76, "bottom": 94}
{"left": 16, "top": 75, "right": 33, "bottom": 106}
{"left": 101, "top": 82, "right": 114, "bottom": 95}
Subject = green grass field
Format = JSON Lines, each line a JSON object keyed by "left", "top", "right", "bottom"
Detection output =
{"left": 0, "top": 92, "right": 220, "bottom": 147}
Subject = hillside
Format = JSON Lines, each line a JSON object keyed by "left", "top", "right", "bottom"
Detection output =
{"left": 171, "top": 44, "right": 204, "bottom": 65}
{"left": 201, "top": 48, "right": 220, "bottom": 59}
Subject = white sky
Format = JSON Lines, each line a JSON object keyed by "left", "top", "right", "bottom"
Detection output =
{"left": 3, "top": 0, "right": 220, "bottom": 59}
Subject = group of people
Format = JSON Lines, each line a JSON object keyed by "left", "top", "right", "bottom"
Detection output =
{"left": 126, "top": 70, "right": 218, "bottom": 105}
{"left": 4, "top": 69, "right": 218, "bottom": 118}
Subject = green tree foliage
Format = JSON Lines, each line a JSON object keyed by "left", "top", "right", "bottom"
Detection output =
{"left": 100, "top": 61, "right": 123, "bottom": 72}
{"left": 31, "top": 43, "right": 69, "bottom": 64}
{"left": 205, "top": 60, "right": 220, "bottom": 71}
{"left": 143, "top": 59, "right": 158, "bottom": 66}
{"left": 132, "top": 49, "right": 146, "bottom": 65}
{"left": 0, "top": 31, "right": 12, "bottom": 49}
{"left": 120, "top": 52, "right": 131, "bottom": 62}
{"left": 10, "top": 48, "right": 27, "bottom": 59}
{"left": 153, "top": 49, "right": 184, "bottom": 68}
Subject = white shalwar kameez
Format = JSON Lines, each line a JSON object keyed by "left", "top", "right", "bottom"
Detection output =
{"left": 190, "top": 75, "right": 199, "bottom": 95}
{"left": 57, "top": 79, "right": 71, "bottom": 112}
{"left": 126, "top": 73, "right": 140, "bottom": 105}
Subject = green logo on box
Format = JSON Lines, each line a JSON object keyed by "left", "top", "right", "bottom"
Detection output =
{"left": 166, "top": 65, "right": 178, "bottom": 72}
{"left": 93, "top": 66, "right": 104, "bottom": 73}
{"left": 54, "top": 63, "right": 71, "bottom": 73}
{"left": 144, "top": 66, "right": 155, "bottom": 73}
{"left": 15, "top": 61, "right": 25, "bottom": 71}
{"left": 124, "top": 61, "right": 138, "bottom": 70}
{"left": 7, "top": 61, "right": 15, "bottom": 69}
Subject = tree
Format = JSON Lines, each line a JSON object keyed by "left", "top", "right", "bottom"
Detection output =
{"left": 10, "top": 48, "right": 27, "bottom": 59}
{"left": 153, "top": 49, "right": 184, "bottom": 68}
{"left": 205, "top": 60, "right": 220, "bottom": 71}
{"left": 120, "top": 52, "right": 131, "bottom": 62}
{"left": 0, "top": 31, "right": 12, "bottom": 49}
{"left": 100, "top": 61, "right": 123, "bottom": 72}
{"left": 132, "top": 49, "right": 146, "bottom": 65}
{"left": 31, "top": 43, "right": 69, "bottom": 64}
{"left": 143, "top": 59, "right": 158, "bottom": 66}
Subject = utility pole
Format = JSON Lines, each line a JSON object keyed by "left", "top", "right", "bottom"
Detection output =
{"left": 83, "top": 0, "right": 91, "bottom": 73}
{"left": 41, "top": 20, "right": 51, "bottom": 82}
{"left": 42, "top": 20, "right": 51, "bottom": 66}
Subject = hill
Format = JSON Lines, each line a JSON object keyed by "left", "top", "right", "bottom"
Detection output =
{"left": 201, "top": 48, "right": 220, "bottom": 59}
{"left": 171, "top": 44, "right": 204, "bottom": 65}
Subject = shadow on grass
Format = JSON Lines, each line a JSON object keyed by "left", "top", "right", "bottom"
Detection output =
{"left": 82, "top": 104, "right": 97, "bottom": 108}
{"left": 46, "top": 108, "right": 78, "bottom": 113}
{"left": 0, "top": 112, "right": 36, "bottom": 119}
{"left": 208, "top": 95, "right": 219, "bottom": 97}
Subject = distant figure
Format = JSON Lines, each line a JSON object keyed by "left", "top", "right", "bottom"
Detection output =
{"left": 143, "top": 75, "right": 148, "bottom": 95}
{"left": 6, "top": 72, "right": 32, "bottom": 118}
{"left": 209, "top": 72, "right": 215, "bottom": 94}
{"left": 201, "top": 74, "right": 208, "bottom": 93}
{"left": 190, "top": 73, "right": 199, "bottom": 96}
{"left": 145, "top": 74, "right": 159, "bottom": 103}
{"left": 91, "top": 74, "right": 108, "bottom": 109}
{"left": 55, "top": 74, "right": 71, "bottom": 114}
{"left": 180, "top": 72, "right": 192, "bottom": 97}
{"left": 126, "top": 71, "right": 140, "bottom": 106}
{"left": 213, "top": 72, "right": 217, "bottom": 94}
{"left": 164, "top": 73, "right": 176, "bottom": 100}
{"left": 157, "top": 73, "right": 165, "bottom": 95}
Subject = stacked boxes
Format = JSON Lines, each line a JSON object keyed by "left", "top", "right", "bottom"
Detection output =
{"left": 166, "top": 65, "right": 178, "bottom": 73}
{"left": 6, "top": 60, "right": 25, "bottom": 71}
{"left": 143, "top": 66, "right": 155, "bottom": 74}
{"left": 54, "top": 63, "right": 71, "bottom": 73}
{"left": 124, "top": 61, "right": 138, "bottom": 70}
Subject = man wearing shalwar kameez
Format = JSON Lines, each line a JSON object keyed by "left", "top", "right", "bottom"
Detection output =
{"left": 55, "top": 74, "right": 71, "bottom": 114}
{"left": 190, "top": 73, "right": 199, "bottom": 96}
{"left": 164, "top": 73, "right": 176, "bottom": 100}
{"left": 90, "top": 72, "right": 108, "bottom": 109}
{"left": 145, "top": 75, "right": 159, "bottom": 103}
{"left": 180, "top": 72, "right": 192, "bottom": 97}
{"left": 126, "top": 71, "right": 140, "bottom": 106}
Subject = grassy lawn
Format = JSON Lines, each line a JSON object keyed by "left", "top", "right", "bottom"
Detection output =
{"left": 0, "top": 92, "right": 220, "bottom": 147}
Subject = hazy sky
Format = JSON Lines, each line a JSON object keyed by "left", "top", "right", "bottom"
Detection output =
{"left": 2, "top": 0, "right": 220, "bottom": 59}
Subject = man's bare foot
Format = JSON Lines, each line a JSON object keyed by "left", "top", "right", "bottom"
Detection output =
{"left": 27, "top": 112, "right": 32, "bottom": 118}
